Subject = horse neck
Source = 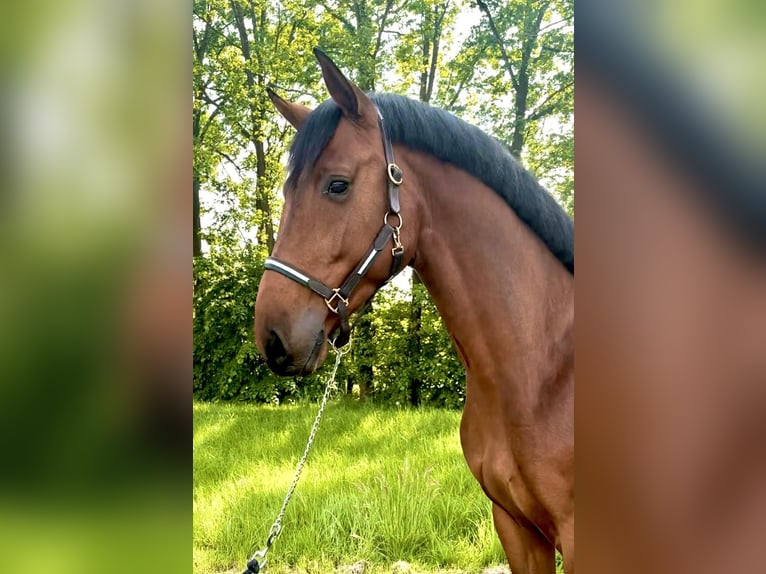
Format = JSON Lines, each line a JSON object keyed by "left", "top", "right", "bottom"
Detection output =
{"left": 406, "top": 150, "right": 573, "bottom": 416}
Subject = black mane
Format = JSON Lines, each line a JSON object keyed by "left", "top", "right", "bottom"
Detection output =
{"left": 287, "top": 93, "right": 574, "bottom": 274}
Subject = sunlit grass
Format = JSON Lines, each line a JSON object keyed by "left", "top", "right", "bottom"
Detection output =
{"left": 193, "top": 400, "right": 511, "bottom": 573}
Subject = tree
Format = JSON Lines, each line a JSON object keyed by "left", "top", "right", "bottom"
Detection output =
{"left": 475, "top": 0, "right": 573, "bottom": 154}
{"left": 472, "top": 0, "right": 573, "bottom": 210}
{"left": 193, "top": 0, "right": 231, "bottom": 257}
{"left": 391, "top": 0, "right": 458, "bottom": 405}
{"left": 314, "top": 0, "right": 404, "bottom": 91}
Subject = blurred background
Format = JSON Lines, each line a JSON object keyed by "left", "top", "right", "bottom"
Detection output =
{"left": 0, "top": 0, "right": 189, "bottom": 572}
{"left": 576, "top": 1, "right": 766, "bottom": 573}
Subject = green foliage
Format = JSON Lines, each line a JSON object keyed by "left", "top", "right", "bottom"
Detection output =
{"left": 372, "top": 282, "right": 465, "bottom": 408}
{"left": 457, "top": 0, "right": 574, "bottom": 208}
{"left": 193, "top": 249, "right": 464, "bottom": 406}
{"left": 193, "top": 246, "right": 325, "bottom": 403}
{"left": 193, "top": 246, "right": 270, "bottom": 402}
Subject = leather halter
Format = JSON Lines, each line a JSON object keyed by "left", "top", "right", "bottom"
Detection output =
{"left": 264, "top": 106, "right": 405, "bottom": 347}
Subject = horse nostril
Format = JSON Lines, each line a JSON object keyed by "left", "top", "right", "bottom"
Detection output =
{"left": 265, "top": 329, "right": 290, "bottom": 370}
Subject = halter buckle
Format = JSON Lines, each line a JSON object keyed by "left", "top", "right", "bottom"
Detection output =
{"left": 325, "top": 289, "right": 349, "bottom": 314}
{"left": 387, "top": 163, "right": 403, "bottom": 186}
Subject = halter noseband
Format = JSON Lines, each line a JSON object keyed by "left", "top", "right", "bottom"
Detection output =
{"left": 264, "top": 106, "right": 405, "bottom": 347}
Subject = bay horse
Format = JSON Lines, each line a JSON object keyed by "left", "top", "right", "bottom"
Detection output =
{"left": 253, "top": 48, "right": 574, "bottom": 573}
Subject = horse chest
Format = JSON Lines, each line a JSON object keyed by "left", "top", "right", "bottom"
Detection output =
{"left": 460, "top": 390, "right": 542, "bottom": 520}
{"left": 460, "top": 378, "right": 553, "bottom": 535}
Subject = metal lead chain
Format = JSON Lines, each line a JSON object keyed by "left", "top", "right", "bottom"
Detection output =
{"left": 243, "top": 341, "right": 350, "bottom": 574}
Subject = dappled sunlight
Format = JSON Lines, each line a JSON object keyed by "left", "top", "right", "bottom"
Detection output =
{"left": 194, "top": 402, "right": 504, "bottom": 572}
{"left": 194, "top": 413, "right": 237, "bottom": 452}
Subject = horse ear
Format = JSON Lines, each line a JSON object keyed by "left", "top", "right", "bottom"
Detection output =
{"left": 267, "top": 88, "right": 311, "bottom": 130}
{"left": 314, "top": 47, "right": 374, "bottom": 121}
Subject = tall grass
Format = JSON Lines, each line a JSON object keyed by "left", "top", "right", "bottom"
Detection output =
{"left": 193, "top": 400, "right": 507, "bottom": 573}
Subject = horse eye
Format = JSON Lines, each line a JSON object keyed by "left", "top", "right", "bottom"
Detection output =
{"left": 326, "top": 180, "right": 349, "bottom": 196}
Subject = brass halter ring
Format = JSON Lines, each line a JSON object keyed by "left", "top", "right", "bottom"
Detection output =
{"left": 383, "top": 210, "right": 403, "bottom": 232}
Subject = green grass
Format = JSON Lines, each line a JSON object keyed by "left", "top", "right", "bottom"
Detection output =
{"left": 193, "top": 399, "right": 509, "bottom": 573}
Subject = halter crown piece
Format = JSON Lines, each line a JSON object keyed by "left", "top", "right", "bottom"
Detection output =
{"left": 263, "top": 105, "right": 405, "bottom": 347}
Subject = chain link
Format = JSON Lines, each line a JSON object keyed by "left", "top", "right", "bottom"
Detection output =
{"left": 246, "top": 340, "right": 350, "bottom": 572}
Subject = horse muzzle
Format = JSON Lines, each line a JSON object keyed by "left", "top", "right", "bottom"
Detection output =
{"left": 254, "top": 296, "right": 329, "bottom": 376}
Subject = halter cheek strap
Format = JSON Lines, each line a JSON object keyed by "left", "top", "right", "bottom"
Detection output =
{"left": 264, "top": 105, "right": 405, "bottom": 347}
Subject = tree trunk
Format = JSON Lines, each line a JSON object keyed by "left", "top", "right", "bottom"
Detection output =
{"left": 193, "top": 176, "right": 202, "bottom": 257}
{"left": 510, "top": 78, "right": 528, "bottom": 158}
{"left": 408, "top": 11, "right": 446, "bottom": 404}
{"left": 419, "top": 25, "right": 430, "bottom": 102}
{"left": 193, "top": 108, "right": 202, "bottom": 257}
{"left": 231, "top": 0, "right": 276, "bottom": 252}
{"left": 254, "top": 139, "right": 276, "bottom": 252}
{"left": 424, "top": 4, "right": 447, "bottom": 104}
